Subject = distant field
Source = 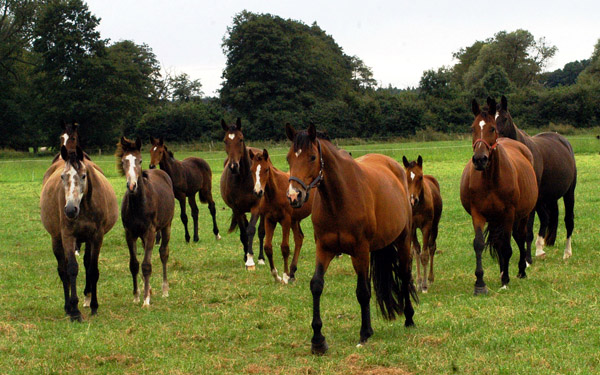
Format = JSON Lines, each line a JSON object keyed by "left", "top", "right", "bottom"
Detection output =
{"left": 0, "top": 135, "right": 598, "bottom": 374}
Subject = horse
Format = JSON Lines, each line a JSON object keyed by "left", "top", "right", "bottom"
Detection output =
{"left": 220, "top": 118, "right": 265, "bottom": 270}
{"left": 460, "top": 98, "right": 538, "bottom": 295}
{"left": 45, "top": 121, "right": 92, "bottom": 184}
{"left": 495, "top": 95, "right": 577, "bottom": 260}
{"left": 249, "top": 148, "right": 313, "bottom": 283}
{"left": 149, "top": 137, "right": 220, "bottom": 243}
{"left": 402, "top": 155, "right": 442, "bottom": 293}
{"left": 40, "top": 146, "right": 118, "bottom": 321}
{"left": 285, "top": 123, "right": 417, "bottom": 354}
{"left": 117, "top": 137, "right": 175, "bottom": 306}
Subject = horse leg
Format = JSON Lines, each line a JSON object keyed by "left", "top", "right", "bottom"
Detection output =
{"left": 159, "top": 225, "right": 171, "bottom": 297}
{"left": 310, "top": 247, "right": 335, "bottom": 355}
{"left": 126, "top": 231, "right": 140, "bottom": 303}
{"left": 87, "top": 236, "right": 102, "bottom": 315}
{"left": 206, "top": 193, "right": 221, "bottom": 240}
{"left": 257, "top": 215, "right": 265, "bottom": 264}
{"left": 499, "top": 220, "right": 513, "bottom": 289}
{"left": 280, "top": 218, "right": 292, "bottom": 284}
{"left": 177, "top": 194, "right": 190, "bottom": 243}
{"left": 82, "top": 241, "right": 92, "bottom": 307}
{"left": 61, "top": 235, "right": 81, "bottom": 321}
{"left": 472, "top": 212, "right": 488, "bottom": 295}
{"left": 245, "top": 210, "right": 260, "bottom": 269}
{"left": 563, "top": 181, "right": 576, "bottom": 259}
{"left": 514, "top": 217, "right": 529, "bottom": 279}
{"left": 263, "top": 219, "right": 279, "bottom": 282}
{"left": 535, "top": 201, "right": 549, "bottom": 257}
{"left": 525, "top": 209, "right": 535, "bottom": 265}
{"left": 52, "top": 237, "right": 70, "bottom": 315}
{"left": 428, "top": 216, "right": 440, "bottom": 284}
{"left": 188, "top": 192, "right": 200, "bottom": 242}
{"left": 420, "top": 225, "right": 431, "bottom": 293}
{"left": 351, "top": 245, "right": 373, "bottom": 346}
{"left": 141, "top": 230, "right": 156, "bottom": 306}
{"left": 411, "top": 227, "right": 422, "bottom": 292}
{"left": 289, "top": 220, "right": 304, "bottom": 283}
{"left": 545, "top": 199, "right": 559, "bottom": 247}
{"left": 237, "top": 214, "right": 253, "bottom": 270}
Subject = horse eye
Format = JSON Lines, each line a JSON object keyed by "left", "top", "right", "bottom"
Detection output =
{"left": 310, "top": 155, "right": 317, "bottom": 162}
{"left": 491, "top": 128, "right": 496, "bottom": 133}
{"left": 82, "top": 174, "right": 86, "bottom": 180}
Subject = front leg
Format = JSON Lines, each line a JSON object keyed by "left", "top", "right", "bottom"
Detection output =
{"left": 87, "top": 236, "right": 102, "bottom": 315}
{"left": 311, "top": 245, "right": 335, "bottom": 355}
{"left": 126, "top": 230, "right": 140, "bottom": 303}
{"left": 246, "top": 209, "right": 261, "bottom": 267}
{"left": 280, "top": 218, "right": 292, "bottom": 284}
{"left": 141, "top": 230, "right": 156, "bottom": 306}
{"left": 472, "top": 212, "right": 488, "bottom": 295}
{"left": 289, "top": 220, "right": 305, "bottom": 282}
{"left": 177, "top": 194, "right": 190, "bottom": 243}
{"left": 61, "top": 233, "right": 81, "bottom": 321}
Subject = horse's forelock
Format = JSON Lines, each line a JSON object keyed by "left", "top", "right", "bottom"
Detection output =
{"left": 293, "top": 130, "right": 330, "bottom": 151}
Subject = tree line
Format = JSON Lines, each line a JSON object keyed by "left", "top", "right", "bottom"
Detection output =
{"left": 1, "top": 1, "right": 599, "bottom": 151}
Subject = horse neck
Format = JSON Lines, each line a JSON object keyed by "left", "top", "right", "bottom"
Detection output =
{"left": 315, "top": 140, "right": 357, "bottom": 212}
{"left": 482, "top": 145, "right": 508, "bottom": 183}
{"left": 127, "top": 172, "right": 148, "bottom": 208}
{"left": 159, "top": 152, "right": 180, "bottom": 176}
{"left": 239, "top": 146, "right": 252, "bottom": 177}
{"left": 265, "top": 165, "right": 285, "bottom": 200}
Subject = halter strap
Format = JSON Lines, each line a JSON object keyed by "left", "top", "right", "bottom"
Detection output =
{"left": 473, "top": 138, "right": 498, "bottom": 151}
{"left": 288, "top": 139, "right": 325, "bottom": 194}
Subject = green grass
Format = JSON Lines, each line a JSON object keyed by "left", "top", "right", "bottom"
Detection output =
{"left": 0, "top": 134, "right": 598, "bottom": 374}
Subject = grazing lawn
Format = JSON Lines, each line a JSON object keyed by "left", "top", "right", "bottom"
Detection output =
{"left": 0, "top": 134, "right": 598, "bottom": 374}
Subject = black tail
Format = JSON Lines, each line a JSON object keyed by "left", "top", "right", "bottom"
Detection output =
{"left": 228, "top": 214, "right": 238, "bottom": 234}
{"left": 484, "top": 222, "right": 504, "bottom": 261}
{"left": 370, "top": 243, "right": 418, "bottom": 321}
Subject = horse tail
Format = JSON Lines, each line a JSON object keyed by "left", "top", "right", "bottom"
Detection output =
{"left": 370, "top": 243, "right": 418, "bottom": 321}
{"left": 228, "top": 214, "right": 238, "bottom": 234}
{"left": 484, "top": 222, "right": 504, "bottom": 260}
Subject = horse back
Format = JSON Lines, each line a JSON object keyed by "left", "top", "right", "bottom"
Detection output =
{"left": 531, "top": 132, "right": 576, "bottom": 200}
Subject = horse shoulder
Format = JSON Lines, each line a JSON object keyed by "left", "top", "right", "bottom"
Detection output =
{"left": 40, "top": 173, "right": 63, "bottom": 236}
{"left": 87, "top": 165, "right": 118, "bottom": 232}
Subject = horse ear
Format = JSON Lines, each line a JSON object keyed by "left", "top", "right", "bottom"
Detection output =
{"left": 263, "top": 148, "right": 269, "bottom": 160}
{"left": 221, "top": 119, "right": 228, "bottom": 131}
{"left": 158, "top": 137, "right": 164, "bottom": 146}
{"left": 76, "top": 146, "right": 84, "bottom": 161}
{"left": 471, "top": 99, "right": 481, "bottom": 117}
{"left": 72, "top": 122, "right": 79, "bottom": 131}
{"left": 308, "top": 123, "right": 317, "bottom": 141}
{"left": 236, "top": 117, "right": 242, "bottom": 131}
{"left": 486, "top": 97, "right": 496, "bottom": 116}
{"left": 120, "top": 136, "right": 127, "bottom": 147}
{"left": 60, "top": 145, "right": 68, "bottom": 161}
{"left": 285, "top": 123, "right": 296, "bottom": 141}
{"left": 150, "top": 136, "right": 156, "bottom": 144}
{"left": 402, "top": 156, "right": 409, "bottom": 168}
{"left": 135, "top": 137, "right": 142, "bottom": 151}
{"left": 248, "top": 149, "right": 255, "bottom": 160}
{"left": 417, "top": 155, "right": 423, "bottom": 167}
{"left": 501, "top": 95, "right": 508, "bottom": 111}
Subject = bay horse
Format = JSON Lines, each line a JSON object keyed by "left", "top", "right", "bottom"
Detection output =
{"left": 286, "top": 123, "right": 417, "bottom": 354}
{"left": 460, "top": 98, "right": 538, "bottom": 295}
{"left": 220, "top": 118, "right": 265, "bottom": 270}
{"left": 249, "top": 148, "right": 313, "bottom": 283}
{"left": 402, "top": 155, "right": 442, "bottom": 293}
{"left": 40, "top": 146, "right": 118, "bottom": 320}
{"left": 149, "top": 137, "right": 220, "bottom": 243}
{"left": 495, "top": 95, "right": 577, "bottom": 260}
{"left": 117, "top": 137, "right": 175, "bottom": 306}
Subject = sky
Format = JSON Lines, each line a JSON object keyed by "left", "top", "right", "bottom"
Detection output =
{"left": 85, "top": 0, "right": 599, "bottom": 97}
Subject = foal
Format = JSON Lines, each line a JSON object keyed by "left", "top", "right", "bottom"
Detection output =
{"left": 249, "top": 148, "right": 313, "bottom": 283}
{"left": 149, "top": 137, "right": 220, "bottom": 243}
{"left": 402, "top": 155, "right": 442, "bottom": 293}
{"left": 117, "top": 137, "right": 175, "bottom": 306}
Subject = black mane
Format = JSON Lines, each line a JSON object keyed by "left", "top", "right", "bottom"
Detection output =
{"left": 293, "top": 130, "right": 330, "bottom": 151}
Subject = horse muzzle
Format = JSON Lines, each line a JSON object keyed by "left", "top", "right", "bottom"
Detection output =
{"left": 229, "top": 162, "right": 240, "bottom": 174}
{"left": 126, "top": 181, "right": 138, "bottom": 193}
{"left": 287, "top": 187, "right": 307, "bottom": 208}
{"left": 149, "top": 164, "right": 156, "bottom": 169}
{"left": 472, "top": 155, "right": 489, "bottom": 171}
{"left": 64, "top": 203, "right": 80, "bottom": 219}
{"left": 253, "top": 189, "right": 264, "bottom": 198}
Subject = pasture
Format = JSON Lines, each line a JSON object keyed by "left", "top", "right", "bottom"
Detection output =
{"left": 0, "top": 135, "right": 598, "bottom": 374}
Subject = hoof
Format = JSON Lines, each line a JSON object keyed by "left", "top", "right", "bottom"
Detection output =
{"left": 162, "top": 282, "right": 169, "bottom": 297}
{"left": 185, "top": 236, "right": 190, "bottom": 243}
{"left": 215, "top": 233, "right": 222, "bottom": 241}
{"left": 404, "top": 319, "right": 415, "bottom": 328}
{"left": 258, "top": 259, "right": 265, "bottom": 266}
{"left": 517, "top": 272, "right": 527, "bottom": 279}
{"left": 535, "top": 250, "right": 546, "bottom": 259}
{"left": 421, "top": 288, "right": 428, "bottom": 294}
{"left": 133, "top": 296, "right": 140, "bottom": 303}
{"left": 311, "top": 340, "right": 329, "bottom": 355}
{"left": 246, "top": 265, "right": 256, "bottom": 271}
{"left": 563, "top": 251, "right": 572, "bottom": 260}
{"left": 282, "top": 273, "right": 290, "bottom": 285}
{"left": 499, "top": 285, "right": 509, "bottom": 291}
{"left": 474, "top": 285, "right": 488, "bottom": 295}
{"left": 70, "top": 313, "right": 83, "bottom": 322}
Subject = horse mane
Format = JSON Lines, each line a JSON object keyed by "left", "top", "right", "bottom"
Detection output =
{"left": 292, "top": 130, "right": 331, "bottom": 151}
{"left": 404, "top": 160, "right": 419, "bottom": 169}
{"left": 114, "top": 142, "right": 127, "bottom": 176}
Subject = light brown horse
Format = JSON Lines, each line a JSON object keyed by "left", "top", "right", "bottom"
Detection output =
{"left": 117, "top": 137, "right": 175, "bottom": 306}
{"left": 40, "top": 146, "right": 118, "bottom": 320}
{"left": 286, "top": 123, "right": 417, "bottom": 354}
{"left": 495, "top": 95, "right": 576, "bottom": 260}
{"left": 402, "top": 155, "right": 442, "bottom": 293}
{"left": 220, "top": 118, "right": 265, "bottom": 270}
{"left": 149, "top": 137, "right": 220, "bottom": 243}
{"left": 249, "top": 148, "right": 313, "bottom": 283}
{"left": 460, "top": 98, "right": 538, "bottom": 295}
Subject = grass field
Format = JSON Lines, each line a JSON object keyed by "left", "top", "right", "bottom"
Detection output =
{"left": 0, "top": 135, "right": 598, "bottom": 374}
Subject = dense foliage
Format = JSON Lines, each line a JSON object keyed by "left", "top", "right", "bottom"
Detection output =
{"left": 0, "top": 3, "right": 598, "bottom": 150}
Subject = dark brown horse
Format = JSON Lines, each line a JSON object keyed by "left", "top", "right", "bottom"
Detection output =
{"left": 286, "top": 123, "right": 416, "bottom": 354}
{"left": 402, "top": 155, "right": 442, "bottom": 293}
{"left": 460, "top": 98, "right": 538, "bottom": 295}
{"left": 117, "top": 137, "right": 175, "bottom": 306}
{"left": 220, "top": 118, "right": 265, "bottom": 270}
{"left": 45, "top": 122, "right": 92, "bottom": 184}
{"left": 40, "top": 146, "right": 118, "bottom": 320}
{"left": 149, "top": 137, "right": 220, "bottom": 243}
{"left": 495, "top": 95, "right": 576, "bottom": 260}
{"left": 249, "top": 148, "right": 313, "bottom": 283}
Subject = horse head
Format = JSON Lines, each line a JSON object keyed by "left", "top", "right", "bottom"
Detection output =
{"left": 495, "top": 95, "right": 518, "bottom": 140}
{"left": 60, "top": 121, "right": 80, "bottom": 152}
{"left": 60, "top": 145, "right": 88, "bottom": 219}
{"left": 285, "top": 123, "right": 323, "bottom": 208}
{"left": 149, "top": 136, "right": 166, "bottom": 169}
{"left": 471, "top": 98, "right": 499, "bottom": 171}
{"left": 222, "top": 118, "right": 245, "bottom": 174}
{"left": 249, "top": 148, "right": 271, "bottom": 198}
{"left": 118, "top": 136, "right": 143, "bottom": 193}
{"left": 402, "top": 155, "right": 424, "bottom": 207}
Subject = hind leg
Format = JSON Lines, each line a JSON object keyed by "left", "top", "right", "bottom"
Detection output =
{"left": 206, "top": 194, "right": 221, "bottom": 240}
{"left": 87, "top": 237, "right": 102, "bottom": 315}
{"left": 545, "top": 200, "right": 559, "bottom": 247}
{"left": 513, "top": 217, "right": 528, "bottom": 279}
{"left": 263, "top": 219, "right": 280, "bottom": 282}
{"left": 411, "top": 227, "right": 422, "bottom": 292}
{"left": 563, "top": 182, "right": 575, "bottom": 259}
{"left": 525, "top": 210, "right": 535, "bottom": 265}
{"left": 428, "top": 217, "right": 440, "bottom": 284}
{"left": 159, "top": 226, "right": 171, "bottom": 297}
{"left": 188, "top": 193, "right": 200, "bottom": 242}
{"left": 351, "top": 245, "right": 373, "bottom": 346}
{"left": 289, "top": 221, "right": 304, "bottom": 282}
{"left": 82, "top": 241, "right": 92, "bottom": 307}
{"left": 535, "top": 202, "right": 549, "bottom": 257}
{"left": 257, "top": 216, "right": 265, "bottom": 264}
{"left": 396, "top": 230, "right": 415, "bottom": 327}
{"left": 177, "top": 194, "right": 190, "bottom": 243}
{"left": 420, "top": 225, "right": 431, "bottom": 293}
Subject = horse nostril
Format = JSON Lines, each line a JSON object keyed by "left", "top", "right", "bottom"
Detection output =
{"left": 149, "top": 164, "right": 155, "bottom": 169}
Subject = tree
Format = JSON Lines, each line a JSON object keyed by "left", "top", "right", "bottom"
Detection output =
{"left": 168, "top": 72, "right": 203, "bottom": 102}
{"left": 541, "top": 59, "right": 590, "bottom": 87}
{"left": 349, "top": 55, "right": 377, "bottom": 91}
{"left": 418, "top": 67, "right": 456, "bottom": 99}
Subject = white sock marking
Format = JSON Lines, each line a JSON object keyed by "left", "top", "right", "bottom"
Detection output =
{"left": 143, "top": 296, "right": 150, "bottom": 306}
{"left": 271, "top": 268, "right": 282, "bottom": 282}
{"left": 535, "top": 235, "right": 546, "bottom": 257}
{"left": 564, "top": 237, "right": 572, "bottom": 259}
{"left": 282, "top": 273, "right": 290, "bottom": 285}
{"left": 245, "top": 254, "right": 255, "bottom": 268}
{"left": 83, "top": 294, "right": 91, "bottom": 307}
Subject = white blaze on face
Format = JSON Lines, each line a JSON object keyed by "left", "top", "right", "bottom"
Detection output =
{"left": 495, "top": 112, "right": 499, "bottom": 120}
{"left": 64, "top": 165, "right": 81, "bottom": 205}
{"left": 153, "top": 147, "right": 157, "bottom": 151}
{"left": 479, "top": 120, "right": 486, "bottom": 131}
{"left": 228, "top": 134, "right": 235, "bottom": 140}
{"left": 125, "top": 154, "right": 138, "bottom": 188}
{"left": 410, "top": 171, "right": 415, "bottom": 181}
{"left": 61, "top": 134, "right": 69, "bottom": 146}
{"left": 253, "top": 164, "right": 262, "bottom": 193}
{"left": 295, "top": 149, "right": 302, "bottom": 157}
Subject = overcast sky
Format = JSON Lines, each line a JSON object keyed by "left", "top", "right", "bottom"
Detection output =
{"left": 85, "top": 0, "right": 599, "bottom": 97}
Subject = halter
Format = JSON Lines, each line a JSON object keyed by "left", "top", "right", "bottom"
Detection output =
{"left": 288, "top": 139, "right": 325, "bottom": 199}
{"left": 473, "top": 138, "right": 498, "bottom": 152}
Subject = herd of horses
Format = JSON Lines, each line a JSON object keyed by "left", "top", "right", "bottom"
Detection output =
{"left": 39, "top": 96, "right": 577, "bottom": 353}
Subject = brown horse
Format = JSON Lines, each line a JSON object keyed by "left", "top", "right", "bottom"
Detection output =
{"left": 402, "top": 155, "right": 442, "bottom": 293}
{"left": 117, "top": 137, "right": 175, "bottom": 306}
{"left": 40, "top": 146, "right": 118, "bottom": 320}
{"left": 495, "top": 95, "right": 576, "bottom": 260}
{"left": 45, "top": 122, "right": 92, "bottom": 184}
{"left": 460, "top": 98, "right": 538, "bottom": 295}
{"left": 249, "top": 148, "right": 313, "bottom": 283}
{"left": 220, "top": 118, "right": 265, "bottom": 270}
{"left": 286, "top": 123, "right": 416, "bottom": 354}
{"left": 149, "top": 137, "right": 220, "bottom": 243}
